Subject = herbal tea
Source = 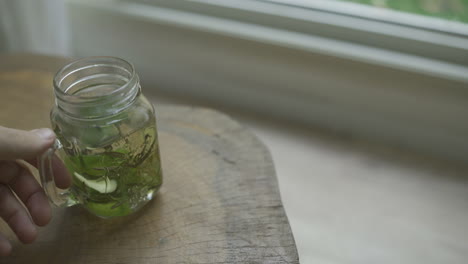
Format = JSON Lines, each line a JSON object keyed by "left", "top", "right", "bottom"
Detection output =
{"left": 56, "top": 119, "right": 162, "bottom": 218}
{"left": 39, "top": 57, "right": 163, "bottom": 218}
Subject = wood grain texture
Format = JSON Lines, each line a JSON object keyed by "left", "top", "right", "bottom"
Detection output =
{"left": 0, "top": 54, "right": 299, "bottom": 263}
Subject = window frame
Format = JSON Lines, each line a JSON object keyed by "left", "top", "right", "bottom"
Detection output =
{"left": 66, "top": 0, "right": 468, "bottom": 163}
{"left": 112, "top": 0, "right": 468, "bottom": 81}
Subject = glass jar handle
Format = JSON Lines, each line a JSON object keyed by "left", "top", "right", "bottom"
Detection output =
{"left": 38, "top": 139, "right": 75, "bottom": 207}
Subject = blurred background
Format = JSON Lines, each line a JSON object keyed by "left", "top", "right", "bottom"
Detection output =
{"left": 1, "top": 0, "right": 468, "bottom": 263}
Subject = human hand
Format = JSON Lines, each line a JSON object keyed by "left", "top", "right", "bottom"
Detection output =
{"left": 0, "top": 126, "right": 71, "bottom": 256}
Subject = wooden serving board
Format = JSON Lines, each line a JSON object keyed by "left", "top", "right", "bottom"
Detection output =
{"left": 0, "top": 54, "right": 299, "bottom": 263}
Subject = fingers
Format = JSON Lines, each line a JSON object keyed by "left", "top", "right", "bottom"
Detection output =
{"left": 50, "top": 155, "right": 72, "bottom": 189}
{"left": 0, "top": 126, "right": 60, "bottom": 256}
{"left": 8, "top": 163, "right": 51, "bottom": 227}
{"left": 0, "top": 161, "right": 19, "bottom": 185}
{"left": 0, "top": 184, "right": 37, "bottom": 244}
{"left": 0, "top": 233, "right": 11, "bottom": 257}
{"left": 25, "top": 156, "right": 72, "bottom": 189}
{"left": 0, "top": 161, "right": 52, "bottom": 252}
{"left": 0, "top": 126, "right": 55, "bottom": 161}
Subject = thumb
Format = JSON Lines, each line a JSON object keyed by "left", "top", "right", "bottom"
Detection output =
{"left": 0, "top": 126, "right": 56, "bottom": 160}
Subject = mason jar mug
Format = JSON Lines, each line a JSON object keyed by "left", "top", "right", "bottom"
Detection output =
{"left": 38, "top": 57, "right": 163, "bottom": 218}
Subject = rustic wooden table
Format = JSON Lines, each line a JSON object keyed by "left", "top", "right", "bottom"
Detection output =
{"left": 0, "top": 54, "right": 299, "bottom": 263}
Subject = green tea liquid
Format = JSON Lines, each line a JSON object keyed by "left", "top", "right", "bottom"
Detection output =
{"left": 58, "top": 121, "right": 162, "bottom": 218}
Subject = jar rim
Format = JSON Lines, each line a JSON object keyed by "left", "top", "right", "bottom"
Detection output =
{"left": 52, "top": 56, "right": 140, "bottom": 120}
{"left": 53, "top": 56, "right": 136, "bottom": 102}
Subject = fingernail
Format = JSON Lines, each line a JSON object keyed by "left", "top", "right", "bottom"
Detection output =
{"left": 32, "top": 128, "right": 55, "bottom": 141}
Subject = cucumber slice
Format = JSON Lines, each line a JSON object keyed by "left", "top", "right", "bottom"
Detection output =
{"left": 74, "top": 172, "right": 117, "bottom": 193}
